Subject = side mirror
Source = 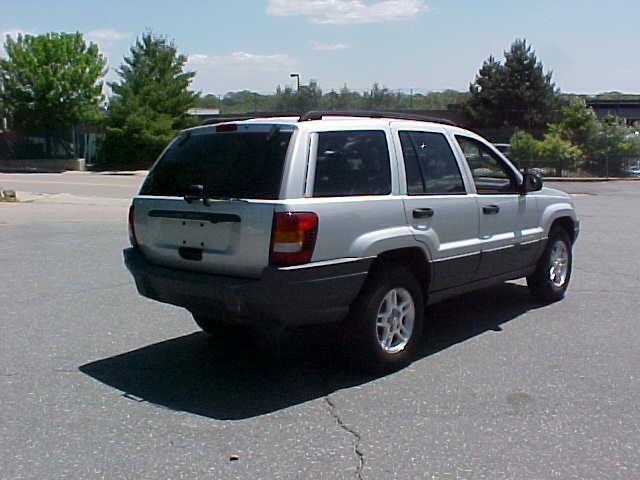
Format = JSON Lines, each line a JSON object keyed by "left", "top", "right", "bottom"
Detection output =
{"left": 521, "top": 171, "right": 543, "bottom": 193}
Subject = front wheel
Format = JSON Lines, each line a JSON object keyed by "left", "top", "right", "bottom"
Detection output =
{"left": 345, "top": 266, "right": 424, "bottom": 372}
{"left": 527, "top": 227, "right": 573, "bottom": 302}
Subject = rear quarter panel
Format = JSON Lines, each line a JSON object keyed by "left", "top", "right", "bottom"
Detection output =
{"left": 278, "top": 197, "right": 421, "bottom": 261}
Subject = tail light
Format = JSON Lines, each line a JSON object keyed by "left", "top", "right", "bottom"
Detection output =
{"left": 128, "top": 204, "right": 138, "bottom": 247}
{"left": 269, "top": 212, "right": 318, "bottom": 266}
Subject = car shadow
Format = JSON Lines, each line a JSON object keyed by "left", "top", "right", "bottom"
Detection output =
{"left": 80, "top": 282, "right": 543, "bottom": 420}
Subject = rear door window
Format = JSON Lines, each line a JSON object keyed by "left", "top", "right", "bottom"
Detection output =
{"left": 399, "top": 131, "right": 466, "bottom": 195}
{"left": 312, "top": 130, "right": 391, "bottom": 197}
{"left": 140, "top": 127, "right": 293, "bottom": 199}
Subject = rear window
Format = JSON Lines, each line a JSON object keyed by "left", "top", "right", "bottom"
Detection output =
{"left": 140, "top": 127, "right": 293, "bottom": 199}
{"left": 313, "top": 130, "right": 391, "bottom": 197}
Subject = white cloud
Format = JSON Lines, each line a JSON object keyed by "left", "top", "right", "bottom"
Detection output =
{"left": 187, "top": 51, "right": 298, "bottom": 92}
{"left": 85, "top": 29, "right": 130, "bottom": 47}
{"left": 311, "top": 41, "right": 350, "bottom": 51}
{"left": 188, "top": 54, "right": 210, "bottom": 65}
{"left": 267, "top": 0, "right": 428, "bottom": 25}
{"left": 188, "top": 51, "right": 296, "bottom": 70}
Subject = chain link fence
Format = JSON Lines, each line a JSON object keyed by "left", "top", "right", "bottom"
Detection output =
{"left": 513, "top": 155, "right": 640, "bottom": 178}
{"left": 0, "top": 126, "right": 102, "bottom": 166}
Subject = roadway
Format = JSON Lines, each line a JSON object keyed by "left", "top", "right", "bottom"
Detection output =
{"left": 1, "top": 174, "right": 639, "bottom": 479}
{"left": 0, "top": 171, "right": 142, "bottom": 199}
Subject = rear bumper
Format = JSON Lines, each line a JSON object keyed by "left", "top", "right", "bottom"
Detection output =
{"left": 123, "top": 248, "right": 372, "bottom": 327}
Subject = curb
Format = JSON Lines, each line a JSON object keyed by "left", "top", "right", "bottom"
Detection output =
{"left": 544, "top": 177, "right": 640, "bottom": 182}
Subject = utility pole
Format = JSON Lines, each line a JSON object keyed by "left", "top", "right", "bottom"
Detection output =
{"left": 409, "top": 88, "right": 414, "bottom": 109}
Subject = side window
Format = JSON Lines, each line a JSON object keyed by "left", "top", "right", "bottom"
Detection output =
{"left": 399, "top": 131, "right": 466, "bottom": 195}
{"left": 455, "top": 136, "right": 518, "bottom": 194}
{"left": 313, "top": 130, "right": 391, "bottom": 197}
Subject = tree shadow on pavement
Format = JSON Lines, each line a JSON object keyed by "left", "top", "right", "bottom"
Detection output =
{"left": 80, "top": 282, "right": 543, "bottom": 420}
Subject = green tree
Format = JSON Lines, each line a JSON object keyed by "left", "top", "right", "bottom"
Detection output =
{"left": 273, "top": 85, "right": 296, "bottom": 111}
{"left": 0, "top": 32, "right": 105, "bottom": 151}
{"left": 198, "top": 94, "right": 220, "bottom": 109}
{"left": 548, "top": 98, "right": 599, "bottom": 148}
{"left": 335, "top": 84, "right": 363, "bottom": 110}
{"left": 590, "top": 116, "right": 638, "bottom": 176}
{"left": 538, "top": 132, "right": 581, "bottom": 177}
{"left": 412, "top": 90, "right": 468, "bottom": 110}
{"left": 294, "top": 80, "right": 322, "bottom": 112}
{"left": 548, "top": 98, "right": 639, "bottom": 175}
{"left": 271, "top": 80, "right": 323, "bottom": 112}
{"left": 363, "top": 83, "right": 398, "bottom": 110}
{"left": 192, "top": 84, "right": 470, "bottom": 115}
{"left": 466, "top": 39, "right": 558, "bottom": 129}
{"left": 508, "top": 129, "right": 540, "bottom": 167}
{"left": 102, "top": 33, "right": 198, "bottom": 166}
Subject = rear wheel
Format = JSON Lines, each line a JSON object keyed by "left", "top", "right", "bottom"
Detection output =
{"left": 527, "top": 227, "right": 573, "bottom": 302}
{"left": 346, "top": 265, "right": 424, "bottom": 372}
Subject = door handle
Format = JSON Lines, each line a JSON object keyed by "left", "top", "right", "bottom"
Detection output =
{"left": 482, "top": 205, "right": 500, "bottom": 215}
{"left": 413, "top": 208, "right": 434, "bottom": 219}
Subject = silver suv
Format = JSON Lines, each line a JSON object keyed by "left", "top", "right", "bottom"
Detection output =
{"left": 124, "top": 112, "right": 579, "bottom": 370}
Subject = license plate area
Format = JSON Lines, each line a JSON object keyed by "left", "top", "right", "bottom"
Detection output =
{"left": 154, "top": 216, "right": 235, "bottom": 253}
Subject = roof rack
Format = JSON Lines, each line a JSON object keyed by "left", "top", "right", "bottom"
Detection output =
{"left": 200, "top": 112, "right": 301, "bottom": 126}
{"left": 199, "top": 110, "right": 459, "bottom": 127}
{"left": 298, "top": 110, "right": 458, "bottom": 126}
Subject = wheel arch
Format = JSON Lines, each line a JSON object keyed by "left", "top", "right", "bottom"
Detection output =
{"left": 549, "top": 216, "right": 577, "bottom": 244}
{"left": 367, "top": 247, "right": 431, "bottom": 296}
{"left": 541, "top": 202, "right": 578, "bottom": 244}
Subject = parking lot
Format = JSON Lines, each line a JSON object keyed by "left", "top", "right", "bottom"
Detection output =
{"left": 1, "top": 174, "right": 639, "bottom": 479}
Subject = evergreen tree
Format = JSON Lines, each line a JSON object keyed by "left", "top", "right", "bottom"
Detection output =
{"left": 466, "top": 39, "right": 558, "bottom": 129}
{"left": 102, "top": 33, "right": 198, "bottom": 166}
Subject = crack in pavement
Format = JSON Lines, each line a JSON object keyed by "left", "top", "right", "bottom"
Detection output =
{"left": 324, "top": 395, "right": 365, "bottom": 479}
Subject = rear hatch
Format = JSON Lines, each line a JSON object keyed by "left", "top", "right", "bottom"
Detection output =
{"left": 132, "top": 123, "right": 295, "bottom": 278}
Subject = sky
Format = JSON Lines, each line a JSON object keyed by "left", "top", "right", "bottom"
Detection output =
{"left": 2, "top": 0, "right": 639, "bottom": 96}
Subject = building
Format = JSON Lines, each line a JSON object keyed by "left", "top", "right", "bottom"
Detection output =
{"left": 586, "top": 99, "right": 640, "bottom": 126}
{"left": 186, "top": 108, "right": 221, "bottom": 123}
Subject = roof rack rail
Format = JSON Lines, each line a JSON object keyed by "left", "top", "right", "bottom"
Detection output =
{"left": 199, "top": 112, "right": 302, "bottom": 126}
{"left": 298, "top": 110, "right": 458, "bottom": 126}
{"left": 198, "top": 111, "right": 459, "bottom": 127}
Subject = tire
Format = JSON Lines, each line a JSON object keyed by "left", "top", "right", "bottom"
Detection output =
{"left": 527, "top": 227, "right": 573, "bottom": 302}
{"left": 345, "top": 265, "right": 424, "bottom": 372}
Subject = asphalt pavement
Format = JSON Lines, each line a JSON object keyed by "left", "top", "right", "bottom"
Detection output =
{"left": 1, "top": 175, "right": 639, "bottom": 479}
{"left": 0, "top": 171, "right": 142, "bottom": 199}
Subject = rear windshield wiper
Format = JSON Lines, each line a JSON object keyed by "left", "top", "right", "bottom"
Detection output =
{"left": 184, "top": 185, "right": 245, "bottom": 204}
